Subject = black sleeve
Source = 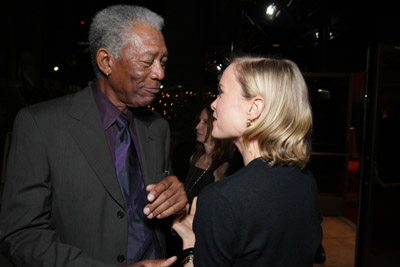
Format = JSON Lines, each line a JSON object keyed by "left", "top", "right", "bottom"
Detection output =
{"left": 193, "top": 187, "right": 236, "bottom": 267}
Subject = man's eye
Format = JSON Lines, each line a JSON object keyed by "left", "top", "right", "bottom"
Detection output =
{"left": 161, "top": 60, "right": 168, "bottom": 67}
{"left": 142, "top": 61, "right": 153, "bottom": 67}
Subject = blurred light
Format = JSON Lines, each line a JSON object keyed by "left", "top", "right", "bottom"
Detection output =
{"left": 272, "top": 43, "right": 280, "bottom": 47}
{"left": 53, "top": 66, "right": 59, "bottom": 72}
{"left": 160, "top": 85, "right": 164, "bottom": 89}
{"left": 266, "top": 2, "right": 280, "bottom": 21}
{"left": 318, "top": 89, "right": 331, "bottom": 100}
{"left": 81, "top": 21, "right": 85, "bottom": 25}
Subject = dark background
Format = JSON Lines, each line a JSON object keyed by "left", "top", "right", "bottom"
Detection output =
{"left": 1, "top": 2, "right": 400, "bottom": 265}
{"left": 2, "top": 0, "right": 399, "bottom": 104}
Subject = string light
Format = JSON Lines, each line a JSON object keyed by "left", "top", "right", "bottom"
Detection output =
{"left": 146, "top": 85, "right": 218, "bottom": 123}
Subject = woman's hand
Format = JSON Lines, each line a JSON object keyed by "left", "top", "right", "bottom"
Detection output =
{"left": 172, "top": 197, "right": 198, "bottom": 249}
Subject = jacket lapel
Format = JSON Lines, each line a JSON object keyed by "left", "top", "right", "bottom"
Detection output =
{"left": 134, "top": 114, "right": 157, "bottom": 186}
{"left": 68, "top": 87, "right": 125, "bottom": 208}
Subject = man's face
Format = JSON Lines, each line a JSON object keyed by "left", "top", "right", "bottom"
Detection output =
{"left": 106, "top": 24, "right": 168, "bottom": 110}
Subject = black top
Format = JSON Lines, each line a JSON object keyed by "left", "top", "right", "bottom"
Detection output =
{"left": 193, "top": 157, "right": 323, "bottom": 267}
{"left": 184, "top": 165, "right": 215, "bottom": 204}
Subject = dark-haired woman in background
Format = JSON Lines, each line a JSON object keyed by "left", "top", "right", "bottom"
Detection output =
{"left": 184, "top": 106, "right": 241, "bottom": 204}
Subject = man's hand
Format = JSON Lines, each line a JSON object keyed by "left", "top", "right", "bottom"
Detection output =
{"left": 125, "top": 256, "right": 177, "bottom": 267}
{"left": 143, "top": 175, "right": 188, "bottom": 219}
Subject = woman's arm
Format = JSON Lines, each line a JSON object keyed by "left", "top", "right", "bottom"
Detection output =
{"left": 172, "top": 197, "right": 198, "bottom": 266}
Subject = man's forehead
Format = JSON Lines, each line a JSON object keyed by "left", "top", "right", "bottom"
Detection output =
{"left": 124, "top": 25, "right": 166, "bottom": 51}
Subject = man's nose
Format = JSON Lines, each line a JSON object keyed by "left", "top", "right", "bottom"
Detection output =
{"left": 150, "top": 61, "right": 165, "bottom": 80}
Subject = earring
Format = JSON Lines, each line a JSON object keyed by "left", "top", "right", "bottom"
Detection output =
{"left": 247, "top": 119, "right": 253, "bottom": 127}
{"left": 106, "top": 72, "right": 111, "bottom": 79}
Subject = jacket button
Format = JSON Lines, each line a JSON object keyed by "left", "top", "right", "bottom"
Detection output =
{"left": 117, "top": 254, "right": 125, "bottom": 262}
{"left": 117, "top": 210, "right": 124, "bottom": 219}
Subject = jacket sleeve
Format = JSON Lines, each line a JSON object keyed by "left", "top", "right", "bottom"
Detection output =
{"left": 193, "top": 187, "right": 236, "bottom": 267}
{"left": 0, "top": 109, "right": 117, "bottom": 267}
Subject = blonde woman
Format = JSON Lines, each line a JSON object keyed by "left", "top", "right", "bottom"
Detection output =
{"left": 173, "top": 55, "right": 323, "bottom": 267}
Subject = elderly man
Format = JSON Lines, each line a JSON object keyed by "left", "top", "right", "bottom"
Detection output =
{"left": 0, "top": 5, "right": 187, "bottom": 267}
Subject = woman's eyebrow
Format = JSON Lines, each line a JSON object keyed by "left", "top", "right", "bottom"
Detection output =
{"left": 217, "top": 84, "right": 223, "bottom": 94}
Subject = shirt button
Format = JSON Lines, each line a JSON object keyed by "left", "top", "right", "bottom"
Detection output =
{"left": 117, "top": 254, "right": 125, "bottom": 262}
{"left": 117, "top": 210, "right": 125, "bottom": 219}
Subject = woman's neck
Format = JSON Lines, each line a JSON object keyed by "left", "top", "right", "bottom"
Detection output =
{"left": 234, "top": 138, "right": 261, "bottom": 166}
{"left": 194, "top": 142, "right": 214, "bottom": 169}
{"left": 203, "top": 141, "right": 214, "bottom": 157}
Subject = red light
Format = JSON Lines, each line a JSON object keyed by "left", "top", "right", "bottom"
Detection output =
{"left": 81, "top": 21, "right": 85, "bottom": 25}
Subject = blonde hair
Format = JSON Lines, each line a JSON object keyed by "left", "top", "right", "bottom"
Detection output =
{"left": 232, "top": 55, "right": 312, "bottom": 169}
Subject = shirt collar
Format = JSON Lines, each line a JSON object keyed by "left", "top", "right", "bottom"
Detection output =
{"left": 92, "top": 81, "right": 133, "bottom": 130}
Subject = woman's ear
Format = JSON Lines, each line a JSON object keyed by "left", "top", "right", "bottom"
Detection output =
{"left": 96, "top": 48, "right": 113, "bottom": 77}
{"left": 248, "top": 96, "right": 265, "bottom": 121}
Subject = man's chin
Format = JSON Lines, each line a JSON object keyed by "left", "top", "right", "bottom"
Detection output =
{"left": 126, "top": 97, "right": 154, "bottom": 108}
{"left": 141, "top": 96, "right": 156, "bottom": 107}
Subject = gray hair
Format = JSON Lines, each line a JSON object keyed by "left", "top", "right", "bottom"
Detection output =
{"left": 88, "top": 5, "right": 164, "bottom": 78}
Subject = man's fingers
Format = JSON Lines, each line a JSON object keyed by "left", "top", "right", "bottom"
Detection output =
{"left": 146, "top": 178, "right": 170, "bottom": 202}
{"left": 159, "top": 256, "right": 177, "bottom": 267}
{"left": 129, "top": 256, "right": 177, "bottom": 267}
{"left": 146, "top": 198, "right": 187, "bottom": 219}
{"left": 143, "top": 175, "right": 187, "bottom": 219}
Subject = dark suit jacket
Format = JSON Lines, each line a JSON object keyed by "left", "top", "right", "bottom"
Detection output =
{"left": 0, "top": 86, "right": 172, "bottom": 266}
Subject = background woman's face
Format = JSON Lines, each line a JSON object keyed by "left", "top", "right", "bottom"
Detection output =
{"left": 195, "top": 109, "right": 210, "bottom": 144}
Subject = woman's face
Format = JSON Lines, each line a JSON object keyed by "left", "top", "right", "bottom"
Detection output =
{"left": 211, "top": 64, "right": 249, "bottom": 141}
{"left": 195, "top": 109, "right": 210, "bottom": 144}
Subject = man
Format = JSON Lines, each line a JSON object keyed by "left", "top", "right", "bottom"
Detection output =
{"left": 0, "top": 5, "right": 187, "bottom": 267}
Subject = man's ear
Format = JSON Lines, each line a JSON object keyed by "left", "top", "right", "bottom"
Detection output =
{"left": 247, "top": 96, "right": 265, "bottom": 121}
{"left": 96, "top": 48, "right": 114, "bottom": 77}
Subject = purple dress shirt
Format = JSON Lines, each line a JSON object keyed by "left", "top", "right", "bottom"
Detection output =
{"left": 92, "top": 82, "right": 160, "bottom": 263}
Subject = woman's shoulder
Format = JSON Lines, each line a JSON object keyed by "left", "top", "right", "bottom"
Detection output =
{"left": 200, "top": 157, "right": 314, "bottom": 197}
{"left": 197, "top": 160, "right": 253, "bottom": 200}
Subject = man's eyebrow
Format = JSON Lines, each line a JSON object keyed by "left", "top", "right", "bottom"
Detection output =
{"left": 140, "top": 50, "right": 169, "bottom": 58}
